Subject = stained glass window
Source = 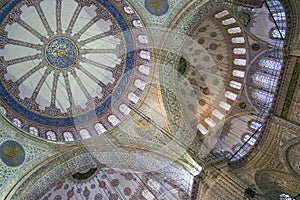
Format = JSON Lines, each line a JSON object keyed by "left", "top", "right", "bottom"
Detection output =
{"left": 273, "top": 12, "right": 286, "bottom": 21}
{"left": 250, "top": 121, "right": 263, "bottom": 131}
{"left": 253, "top": 90, "right": 274, "bottom": 103}
{"left": 272, "top": 29, "right": 286, "bottom": 39}
{"left": 259, "top": 59, "right": 282, "bottom": 71}
{"left": 243, "top": 134, "right": 256, "bottom": 145}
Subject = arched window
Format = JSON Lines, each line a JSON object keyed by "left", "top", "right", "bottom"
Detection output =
{"left": 197, "top": 124, "right": 208, "bottom": 135}
{"left": 139, "top": 50, "right": 150, "bottom": 60}
{"left": 230, "top": 81, "right": 242, "bottom": 90}
{"left": 231, "top": 37, "right": 245, "bottom": 43}
{"left": 233, "top": 48, "right": 246, "bottom": 55}
{"left": 228, "top": 27, "right": 242, "bottom": 34}
{"left": 46, "top": 131, "right": 57, "bottom": 141}
{"left": 142, "top": 189, "right": 154, "bottom": 200}
{"left": 215, "top": 10, "right": 229, "bottom": 18}
{"left": 250, "top": 121, "right": 263, "bottom": 131}
{"left": 108, "top": 115, "right": 120, "bottom": 126}
{"left": 225, "top": 91, "right": 237, "bottom": 101}
{"left": 212, "top": 109, "right": 224, "bottom": 120}
{"left": 232, "top": 70, "right": 245, "bottom": 78}
{"left": 253, "top": 74, "right": 278, "bottom": 89}
{"left": 252, "top": 90, "right": 274, "bottom": 103}
{"left": 234, "top": 58, "right": 247, "bottom": 66}
{"left": 29, "top": 127, "right": 38, "bottom": 135}
{"left": 79, "top": 129, "right": 91, "bottom": 139}
{"left": 271, "top": 29, "right": 286, "bottom": 39}
{"left": 138, "top": 65, "right": 150, "bottom": 75}
{"left": 138, "top": 35, "right": 149, "bottom": 44}
{"left": 148, "top": 179, "right": 161, "bottom": 191}
{"left": 128, "top": 92, "right": 139, "bottom": 103}
{"left": 280, "top": 194, "right": 294, "bottom": 200}
{"left": 219, "top": 101, "right": 231, "bottom": 111}
{"left": 259, "top": 59, "right": 282, "bottom": 71}
{"left": 63, "top": 132, "right": 74, "bottom": 141}
{"left": 134, "top": 79, "right": 146, "bottom": 90}
{"left": 132, "top": 20, "right": 143, "bottom": 28}
{"left": 95, "top": 123, "right": 107, "bottom": 134}
{"left": 13, "top": 118, "right": 22, "bottom": 128}
{"left": 205, "top": 118, "right": 216, "bottom": 128}
{"left": 0, "top": 106, "right": 6, "bottom": 115}
{"left": 124, "top": 6, "right": 134, "bottom": 14}
{"left": 243, "top": 134, "right": 256, "bottom": 146}
{"left": 273, "top": 12, "right": 286, "bottom": 21}
{"left": 232, "top": 144, "right": 247, "bottom": 158}
{"left": 222, "top": 18, "right": 236, "bottom": 25}
{"left": 119, "top": 104, "right": 131, "bottom": 115}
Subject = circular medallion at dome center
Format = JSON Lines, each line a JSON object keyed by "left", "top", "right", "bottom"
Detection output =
{"left": 45, "top": 37, "right": 78, "bottom": 69}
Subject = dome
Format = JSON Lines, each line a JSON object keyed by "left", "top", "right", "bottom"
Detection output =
{"left": 0, "top": 0, "right": 150, "bottom": 141}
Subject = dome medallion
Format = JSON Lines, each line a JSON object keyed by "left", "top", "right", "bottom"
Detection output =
{"left": 0, "top": 0, "right": 150, "bottom": 141}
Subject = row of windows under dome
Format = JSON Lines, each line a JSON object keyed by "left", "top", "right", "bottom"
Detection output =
{"left": 3, "top": 101, "right": 141, "bottom": 142}
{"left": 230, "top": 121, "right": 263, "bottom": 160}
{"left": 196, "top": 10, "right": 248, "bottom": 135}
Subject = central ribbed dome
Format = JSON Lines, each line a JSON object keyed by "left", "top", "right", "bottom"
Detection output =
{"left": 0, "top": 0, "right": 150, "bottom": 141}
